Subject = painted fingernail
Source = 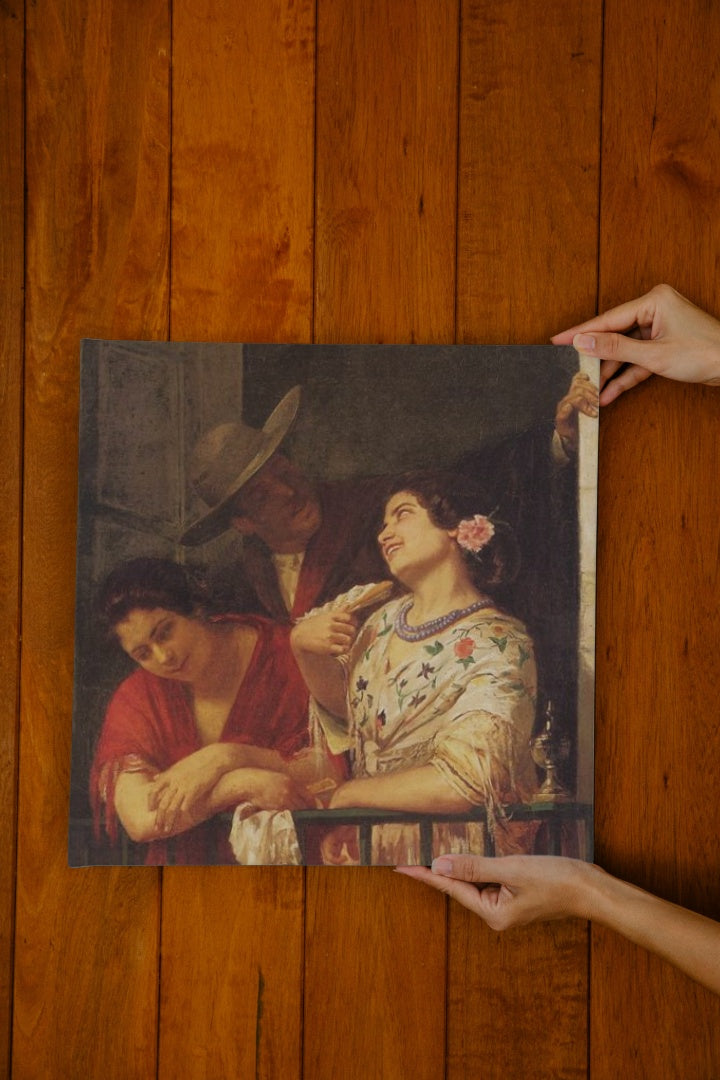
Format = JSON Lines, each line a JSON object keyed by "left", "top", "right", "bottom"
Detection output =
{"left": 432, "top": 857, "right": 453, "bottom": 875}
{"left": 574, "top": 333, "right": 596, "bottom": 351}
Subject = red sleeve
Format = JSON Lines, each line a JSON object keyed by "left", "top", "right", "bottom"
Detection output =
{"left": 90, "top": 671, "right": 196, "bottom": 844}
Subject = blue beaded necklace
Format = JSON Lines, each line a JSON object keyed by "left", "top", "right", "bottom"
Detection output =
{"left": 393, "top": 596, "right": 493, "bottom": 642}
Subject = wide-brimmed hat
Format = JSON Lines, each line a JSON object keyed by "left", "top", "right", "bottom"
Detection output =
{"left": 180, "top": 385, "right": 301, "bottom": 546}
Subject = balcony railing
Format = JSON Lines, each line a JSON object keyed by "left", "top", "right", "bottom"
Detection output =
{"left": 69, "top": 801, "right": 592, "bottom": 866}
{"left": 292, "top": 802, "right": 593, "bottom": 865}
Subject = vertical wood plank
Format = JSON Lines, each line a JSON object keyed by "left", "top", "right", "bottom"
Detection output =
{"left": 14, "top": 2, "right": 170, "bottom": 1076}
{"left": 450, "top": 3, "right": 602, "bottom": 1076}
{"left": 161, "top": 3, "right": 316, "bottom": 1076}
{"left": 457, "top": 0, "right": 603, "bottom": 343}
{"left": 171, "top": 0, "right": 315, "bottom": 344}
{"left": 593, "top": 2, "right": 720, "bottom": 1073}
{"left": 306, "top": 4, "right": 458, "bottom": 1076}
{"left": 0, "top": 2, "right": 24, "bottom": 1074}
{"left": 314, "top": 1, "right": 457, "bottom": 345}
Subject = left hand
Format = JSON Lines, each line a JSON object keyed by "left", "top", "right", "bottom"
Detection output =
{"left": 395, "top": 854, "right": 595, "bottom": 929}
{"left": 291, "top": 609, "right": 359, "bottom": 657}
{"left": 553, "top": 372, "right": 599, "bottom": 454}
{"left": 148, "top": 746, "right": 228, "bottom": 832}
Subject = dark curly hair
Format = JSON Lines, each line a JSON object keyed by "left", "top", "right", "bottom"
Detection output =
{"left": 97, "top": 557, "right": 211, "bottom": 637}
{"left": 380, "top": 470, "right": 520, "bottom": 590}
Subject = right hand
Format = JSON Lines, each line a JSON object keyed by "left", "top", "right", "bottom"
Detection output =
{"left": 551, "top": 284, "right": 720, "bottom": 405}
{"left": 291, "top": 609, "right": 359, "bottom": 657}
{"left": 246, "top": 769, "right": 314, "bottom": 811}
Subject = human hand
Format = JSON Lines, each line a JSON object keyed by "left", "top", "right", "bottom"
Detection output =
{"left": 554, "top": 372, "right": 599, "bottom": 453}
{"left": 395, "top": 854, "right": 597, "bottom": 929}
{"left": 244, "top": 768, "right": 315, "bottom": 811}
{"left": 291, "top": 609, "right": 359, "bottom": 657}
{"left": 148, "top": 745, "right": 229, "bottom": 832}
{"left": 552, "top": 284, "right": 720, "bottom": 405}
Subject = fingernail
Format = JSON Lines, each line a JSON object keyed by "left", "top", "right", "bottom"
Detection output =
{"left": 574, "top": 333, "right": 596, "bottom": 352}
{"left": 432, "top": 857, "right": 453, "bottom": 875}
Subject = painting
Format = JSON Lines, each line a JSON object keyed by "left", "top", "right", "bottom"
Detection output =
{"left": 69, "top": 341, "right": 597, "bottom": 866}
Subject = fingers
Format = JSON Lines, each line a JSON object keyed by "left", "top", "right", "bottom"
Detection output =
{"left": 328, "top": 614, "right": 358, "bottom": 654}
{"left": 551, "top": 289, "right": 663, "bottom": 343}
{"left": 395, "top": 866, "right": 488, "bottom": 913}
{"left": 293, "top": 611, "right": 358, "bottom": 655}
{"left": 555, "top": 373, "right": 599, "bottom": 418}
{"left": 598, "top": 364, "right": 653, "bottom": 405}
{"left": 431, "top": 853, "right": 504, "bottom": 884}
{"left": 572, "top": 376, "right": 600, "bottom": 416}
{"left": 598, "top": 358, "right": 623, "bottom": 390}
{"left": 154, "top": 786, "right": 185, "bottom": 834}
{"left": 570, "top": 330, "right": 666, "bottom": 370}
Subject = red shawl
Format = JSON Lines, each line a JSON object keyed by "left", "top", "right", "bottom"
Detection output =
{"left": 90, "top": 615, "right": 310, "bottom": 864}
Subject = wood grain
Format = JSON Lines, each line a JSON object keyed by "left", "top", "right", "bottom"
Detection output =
{"left": 449, "top": 3, "right": 602, "bottom": 1075}
{"left": 161, "top": 3, "right": 316, "bottom": 1076}
{"left": 7, "top": 0, "right": 720, "bottom": 1073}
{"left": 306, "top": 4, "right": 458, "bottom": 1077}
{"left": 171, "top": 0, "right": 315, "bottom": 344}
{"left": 314, "top": 0, "right": 458, "bottom": 345}
{"left": 593, "top": 1, "right": 720, "bottom": 1073}
{"left": 13, "top": 2, "right": 170, "bottom": 1075}
{"left": 0, "top": 3, "right": 24, "bottom": 1073}
{"left": 457, "top": 0, "right": 603, "bottom": 344}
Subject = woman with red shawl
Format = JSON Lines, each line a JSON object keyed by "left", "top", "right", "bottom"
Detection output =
{"left": 91, "top": 557, "right": 315, "bottom": 864}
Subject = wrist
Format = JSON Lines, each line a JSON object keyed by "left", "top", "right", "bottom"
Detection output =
{"left": 574, "top": 861, "right": 635, "bottom": 923}
{"left": 217, "top": 743, "right": 248, "bottom": 770}
{"left": 329, "top": 780, "right": 357, "bottom": 809}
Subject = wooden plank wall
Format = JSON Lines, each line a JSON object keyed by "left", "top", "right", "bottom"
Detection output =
{"left": 3, "top": 1, "right": 719, "bottom": 1076}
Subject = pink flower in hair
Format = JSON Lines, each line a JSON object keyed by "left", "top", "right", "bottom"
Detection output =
{"left": 456, "top": 514, "right": 495, "bottom": 553}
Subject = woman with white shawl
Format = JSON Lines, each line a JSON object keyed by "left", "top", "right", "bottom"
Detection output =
{"left": 290, "top": 471, "right": 539, "bottom": 865}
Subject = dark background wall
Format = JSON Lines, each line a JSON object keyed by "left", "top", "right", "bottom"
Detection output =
{"left": 2, "top": 1, "right": 720, "bottom": 1076}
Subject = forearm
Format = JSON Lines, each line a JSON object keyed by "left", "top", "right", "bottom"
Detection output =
{"left": 230, "top": 745, "right": 287, "bottom": 771}
{"left": 582, "top": 866, "right": 720, "bottom": 995}
{"left": 330, "top": 765, "right": 472, "bottom": 813}
{"left": 205, "top": 767, "right": 283, "bottom": 811}
{"left": 115, "top": 773, "right": 200, "bottom": 842}
{"left": 117, "top": 768, "right": 276, "bottom": 842}
{"left": 292, "top": 649, "right": 348, "bottom": 718}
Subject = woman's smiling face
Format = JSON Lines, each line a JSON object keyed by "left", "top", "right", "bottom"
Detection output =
{"left": 115, "top": 607, "right": 208, "bottom": 681}
{"left": 378, "top": 491, "right": 457, "bottom": 583}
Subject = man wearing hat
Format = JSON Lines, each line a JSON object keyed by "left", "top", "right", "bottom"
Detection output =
{"left": 180, "top": 374, "right": 596, "bottom": 627}
{"left": 180, "top": 386, "right": 387, "bottom": 621}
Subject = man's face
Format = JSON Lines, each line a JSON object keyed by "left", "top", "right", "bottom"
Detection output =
{"left": 230, "top": 453, "right": 322, "bottom": 553}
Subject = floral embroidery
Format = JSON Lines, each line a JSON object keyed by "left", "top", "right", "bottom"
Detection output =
{"left": 349, "top": 599, "right": 537, "bottom": 789}
{"left": 454, "top": 637, "right": 474, "bottom": 659}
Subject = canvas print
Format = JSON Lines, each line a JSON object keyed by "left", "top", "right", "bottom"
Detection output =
{"left": 69, "top": 341, "right": 597, "bottom": 867}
